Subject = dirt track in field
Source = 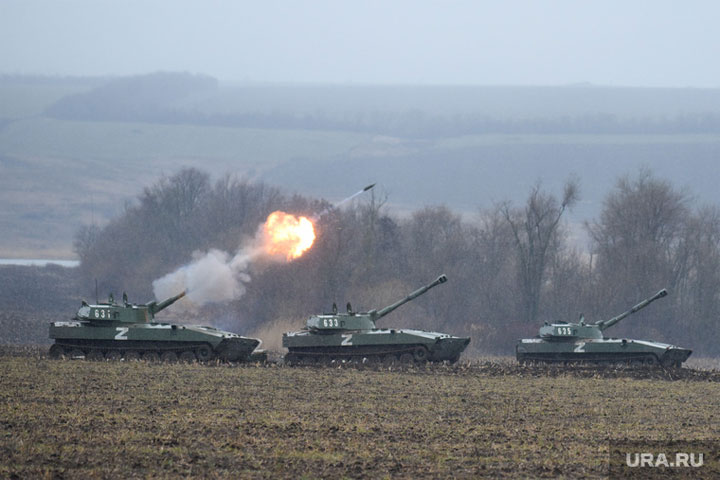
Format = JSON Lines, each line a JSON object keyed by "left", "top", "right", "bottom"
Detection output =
{"left": 1, "top": 347, "right": 719, "bottom": 478}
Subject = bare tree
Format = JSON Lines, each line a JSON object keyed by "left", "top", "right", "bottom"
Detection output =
{"left": 586, "top": 170, "right": 689, "bottom": 303}
{"left": 73, "top": 224, "right": 100, "bottom": 263}
{"left": 140, "top": 168, "right": 210, "bottom": 236}
{"left": 675, "top": 206, "right": 720, "bottom": 334}
{"left": 467, "top": 207, "right": 518, "bottom": 352}
{"left": 583, "top": 170, "right": 697, "bottom": 346}
{"left": 501, "top": 178, "right": 579, "bottom": 325}
{"left": 358, "top": 189, "right": 390, "bottom": 277}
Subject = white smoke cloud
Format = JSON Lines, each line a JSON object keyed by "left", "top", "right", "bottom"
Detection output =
{"left": 152, "top": 211, "right": 314, "bottom": 311}
{"left": 152, "top": 249, "right": 254, "bottom": 308}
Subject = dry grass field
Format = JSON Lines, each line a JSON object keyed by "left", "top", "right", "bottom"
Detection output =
{"left": 1, "top": 347, "right": 719, "bottom": 479}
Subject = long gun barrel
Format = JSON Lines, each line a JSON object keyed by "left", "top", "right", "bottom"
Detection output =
{"left": 595, "top": 288, "right": 667, "bottom": 331}
{"left": 370, "top": 274, "right": 447, "bottom": 320}
{"left": 147, "top": 291, "right": 187, "bottom": 315}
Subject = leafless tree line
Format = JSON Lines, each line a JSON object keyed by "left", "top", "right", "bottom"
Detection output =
{"left": 74, "top": 168, "right": 720, "bottom": 355}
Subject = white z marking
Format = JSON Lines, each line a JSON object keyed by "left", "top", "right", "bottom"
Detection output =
{"left": 115, "top": 327, "right": 129, "bottom": 340}
{"left": 341, "top": 334, "right": 353, "bottom": 346}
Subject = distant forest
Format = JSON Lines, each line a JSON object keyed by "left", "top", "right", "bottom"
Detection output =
{"left": 40, "top": 73, "right": 720, "bottom": 137}
{"left": 2, "top": 167, "right": 714, "bottom": 356}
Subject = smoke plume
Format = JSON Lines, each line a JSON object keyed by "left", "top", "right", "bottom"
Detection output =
{"left": 152, "top": 211, "right": 315, "bottom": 310}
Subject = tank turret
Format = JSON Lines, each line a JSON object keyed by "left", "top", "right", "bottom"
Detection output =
{"left": 283, "top": 274, "right": 470, "bottom": 365}
{"left": 537, "top": 289, "right": 668, "bottom": 340}
{"left": 76, "top": 291, "right": 187, "bottom": 324}
{"left": 517, "top": 288, "right": 692, "bottom": 367}
{"left": 306, "top": 274, "right": 448, "bottom": 332}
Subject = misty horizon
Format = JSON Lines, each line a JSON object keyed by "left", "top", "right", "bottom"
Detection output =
{"left": 6, "top": 73, "right": 720, "bottom": 91}
{"left": 2, "top": 1, "right": 720, "bottom": 88}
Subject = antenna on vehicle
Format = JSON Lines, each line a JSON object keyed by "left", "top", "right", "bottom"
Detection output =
{"left": 95, "top": 279, "right": 98, "bottom": 304}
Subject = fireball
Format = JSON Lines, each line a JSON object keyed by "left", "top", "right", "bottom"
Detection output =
{"left": 262, "top": 211, "right": 316, "bottom": 261}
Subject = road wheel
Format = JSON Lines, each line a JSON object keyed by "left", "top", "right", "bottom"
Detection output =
{"left": 300, "top": 356, "right": 316, "bottom": 366}
{"left": 142, "top": 351, "right": 160, "bottom": 363}
{"left": 643, "top": 356, "right": 658, "bottom": 366}
{"left": 399, "top": 353, "right": 414, "bottom": 365}
{"left": 363, "top": 356, "right": 381, "bottom": 365}
{"left": 179, "top": 351, "right": 196, "bottom": 363}
{"left": 660, "top": 356, "right": 675, "bottom": 368}
{"left": 161, "top": 351, "right": 178, "bottom": 363}
{"left": 106, "top": 351, "right": 122, "bottom": 362}
{"left": 69, "top": 349, "right": 85, "bottom": 359}
{"left": 124, "top": 351, "right": 141, "bottom": 362}
{"left": 87, "top": 350, "right": 105, "bottom": 361}
{"left": 284, "top": 354, "right": 299, "bottom": 366}
{"left": 382, "top": 354, "right": 397, "bottom": 366}
{"left": 317, "top": 356, "right": 332, "bottom": 366}
{"left": 196, "top": 345, "right": 215, "bottom": 362}
{"left": 413, "top": 347, "right": 429, "bottom": 363}
{"left": 48, "top": 344, "right": 65, "bottom": 359}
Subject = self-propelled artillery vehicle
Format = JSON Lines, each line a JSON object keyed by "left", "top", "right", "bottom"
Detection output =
{"left": 49, "top": 291, "right": 262, "bottom": 362}
{"left": 516, "top": 289, "right": 692, "bottom": 367}
{"left": 282, "top": 274, "right": 470, "bottom": 365}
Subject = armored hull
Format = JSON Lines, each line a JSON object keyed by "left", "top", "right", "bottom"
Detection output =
{"left": 516, "top": 289, "right": 692, "bottom": 367}
{"left": 516, "top": 338, "right": 692, "bottom": 367}
{"left": 49, "top": 291, "right": 262, "bottom": 362}
{"left": 282, "top": 275, "right": 470, "bottom": 365}
{"left": 284, "top": 328, "right": 470, "bottom": 365}
{"left": 50, "top": 321, "right": 260, "bottom": 362}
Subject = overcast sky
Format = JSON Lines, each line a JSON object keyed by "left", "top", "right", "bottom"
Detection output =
{"left": 1, "top": 0, "right": 719, "bottom": 87}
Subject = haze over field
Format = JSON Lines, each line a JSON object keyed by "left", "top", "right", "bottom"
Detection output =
{"left": 2, "top": 75, "right": 720, "bottom": 258}
{"left": 2, "top": 1, "right": 720, "bottom": 259}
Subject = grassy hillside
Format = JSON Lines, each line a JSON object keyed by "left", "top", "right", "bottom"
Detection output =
{"left": 179, "top": 83, "right": 720, "bottom": 119}
{"left": 0, "top": 83, "right": 96, "bottom": 119}
{"left": 0, "top": 117, "right": 369, "bottom": 257}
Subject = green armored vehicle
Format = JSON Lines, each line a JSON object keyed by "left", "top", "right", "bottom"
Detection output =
{"left": 516, "top": 289, "right": 692, "bottom": 367}
{"left": 49, "top": 291, "right": 262, "bottom": 362}
{"left": 283, "top": 274, "right": 470, "bottom": 365}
